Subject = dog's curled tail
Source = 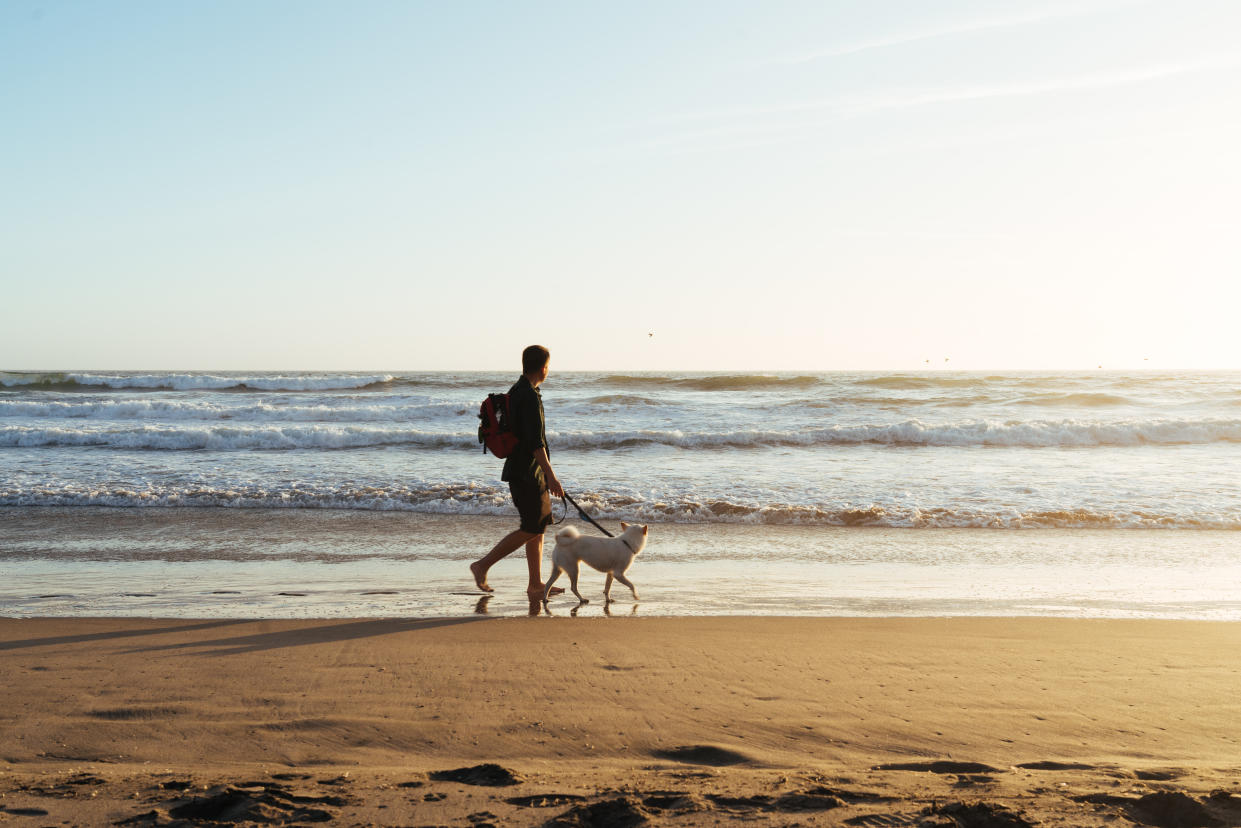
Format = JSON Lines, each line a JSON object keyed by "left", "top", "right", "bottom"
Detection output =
{"left": 554, "top": 525, "right": 581, "bottom": 543}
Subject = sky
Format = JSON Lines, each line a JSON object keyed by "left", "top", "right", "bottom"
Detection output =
{"left": 3, "top": 0, "right": 1240, "bottom": 371}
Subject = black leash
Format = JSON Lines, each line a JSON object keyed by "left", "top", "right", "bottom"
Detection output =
{"left": 555, "top": 491, "right": 615, "bottom": 538}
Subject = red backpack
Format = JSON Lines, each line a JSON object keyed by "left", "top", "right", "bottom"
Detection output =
{"left": 478, "top": 393, "right": 520, "bottom": 458}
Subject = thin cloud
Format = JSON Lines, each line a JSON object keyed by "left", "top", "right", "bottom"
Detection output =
{"left": 846, "top": 55, "right": 1236, "bottom": 113}
{"left": 761, "top": 0, "right": 1142, "bottom": 65}
{"left": 673, "top": 53, "right": 1232, "bottom": 127}
{"left": 602, "top": 51, "right": 1235, "bottom": 160}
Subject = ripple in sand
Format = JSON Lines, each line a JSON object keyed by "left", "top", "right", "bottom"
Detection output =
{"left": 86, "top": 706, "right": 184, "bottom": 720}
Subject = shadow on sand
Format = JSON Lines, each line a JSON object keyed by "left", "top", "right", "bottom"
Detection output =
{"left": 0, "top": 619, "right": 254, "bottom": 652}
{"left": 123, "top": 617, "right": 490, "bottom": 656}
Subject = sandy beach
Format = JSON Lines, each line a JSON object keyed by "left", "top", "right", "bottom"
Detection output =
{"left": 2, "top": 616, "right": 1240, "bottom": 825}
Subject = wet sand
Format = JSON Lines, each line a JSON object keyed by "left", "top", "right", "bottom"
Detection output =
{"left": 2, "top": 616, "right": 1240, "bottom": 825}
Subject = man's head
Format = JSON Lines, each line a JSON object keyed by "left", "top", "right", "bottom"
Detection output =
{"left": 522, "top": 345, "right": 550, "bottom": 383}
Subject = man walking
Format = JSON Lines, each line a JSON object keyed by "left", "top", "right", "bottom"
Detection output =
{"left": 470, "top": 345, "right": 565, "bottom": 598}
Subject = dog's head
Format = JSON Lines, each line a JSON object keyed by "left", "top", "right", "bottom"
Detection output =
{"left": 618, "top": 522, "right": 649, "bottom": 554}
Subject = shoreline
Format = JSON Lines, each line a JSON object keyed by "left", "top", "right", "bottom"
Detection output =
{"left": 6, "top": 507, "right": 1241, "bottom": 621}
{"left": 3, "top": 616, "right": 1240, "bottom": 824}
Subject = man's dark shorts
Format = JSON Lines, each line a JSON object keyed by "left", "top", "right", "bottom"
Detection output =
{"left": 509, "top": 474, "right": 552, "bottom": 535}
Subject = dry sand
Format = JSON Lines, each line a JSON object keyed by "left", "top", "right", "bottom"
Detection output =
{"left": 2, "top": 616, "right": 1240, "bottom": 826}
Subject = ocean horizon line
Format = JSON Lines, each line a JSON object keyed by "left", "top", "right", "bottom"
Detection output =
{"left": 5, "top": 366, "right": 1240, "bottom": 374}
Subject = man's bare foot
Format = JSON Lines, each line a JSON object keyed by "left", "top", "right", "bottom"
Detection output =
{"left": 530, "top": 584, "right": 565, "bottom": 599}
{"left": 470, "top": 561, "right": 494, "bottom": 593}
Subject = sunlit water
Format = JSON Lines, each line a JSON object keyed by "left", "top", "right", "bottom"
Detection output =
{"left": 2, "top": 370, "right": 1239, "bottom": 618}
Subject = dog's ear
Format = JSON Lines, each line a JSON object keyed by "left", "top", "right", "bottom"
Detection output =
{"left": 642, "top": 525, "right": 648, "bottom": 535}
{"left": 620, "top": 521, "right": 629, "bottom": 530}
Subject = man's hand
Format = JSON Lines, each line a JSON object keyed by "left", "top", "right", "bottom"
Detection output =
{"left": 546, "top": 471, "right": 565, "bottom": 499}
{"left": 534, "top": 448, "right": 563, "bottom": 498}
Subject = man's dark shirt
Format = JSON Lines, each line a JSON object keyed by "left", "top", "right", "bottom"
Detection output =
{"left": 501, "top": 375, "right": 548, "bottom": 483}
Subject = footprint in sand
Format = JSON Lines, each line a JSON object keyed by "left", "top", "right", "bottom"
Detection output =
{"left": 1073, "top": 789, "right": 1232, "bottom": 828}
{"left": 652, "top": 745, "right": 752, "bottom": 766}
{"left": 843, "top": 815, "right": 923, "bottom": 827}
{"left": 505, "top": 794, "right": 587, "bottom": 808}
{"left": 932, "top": 801, "right": 1037, "bottom": 828}
{"left": 116, "top": 783, "right": 345, "bottom": 826}
{"left": 707, "top": 790, "right": 852, "bottom": 814}
{"left": 1015, "top": 761, "right": 1096, "bottom": 771}
{"left": 873, "top": 760, "right": 1003, "bottom": 774}
{"left": 1129, "top": 791, "right": 1217, "bottom": 827}
{"left": 545, "top": 797, "right": 649, "bottom": 828}
{"left": 428, "top": 764, "right": 523, "bottom": 787}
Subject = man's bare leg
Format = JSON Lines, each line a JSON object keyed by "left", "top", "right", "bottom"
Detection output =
{"left": 524, "top": 534, "right": 548, "bottom": 599}
{"left": 470, "top": 529, "right": 537, "bottom": 592}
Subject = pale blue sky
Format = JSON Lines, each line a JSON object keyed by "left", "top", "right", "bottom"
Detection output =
{"left": 4, "top": 1, "right": 1239, "bottom": 370}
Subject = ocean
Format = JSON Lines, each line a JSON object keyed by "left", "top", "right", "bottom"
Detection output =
{"left": 2, "top": 369, "right": 1239, "bottom": 619}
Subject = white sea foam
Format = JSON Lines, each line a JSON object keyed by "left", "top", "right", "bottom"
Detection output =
{"left": 0, "top": 424, "right": 473, "bottom": 451}
{"left": 0, "top": 399, "right": 467, "bottom": 423}
{"left": 0, "top": 372, "right": 397, "bottom": 391}
{"left": 2, "top": 482, "right": 1238, "bottom": 529}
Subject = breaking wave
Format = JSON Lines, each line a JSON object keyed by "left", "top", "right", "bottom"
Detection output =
{"left": 552, "top": 420, "right": 1241, "bottom": 449}
{"left": 585, "top": 394, "right": 662, "bottom": 406}
{"left": 853, "top": 375, "right": 1002, "bottom": 390}
{"left": 5, "top": 418, "right": 1241, "bottom": 450}
{"left": 1014, "top": 392, "right": 1135, "bottom": 407}
{"left": 598, "top": 374, "right": 822, "bottom": 391}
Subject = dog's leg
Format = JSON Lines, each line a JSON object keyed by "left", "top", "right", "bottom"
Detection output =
{"left": 614, "top": 572, "right": 639, "bottom": 601}
{"left": 566, "top": 560, "right": 587, "bottom": 604}
{"left": 604, "top": 572, "right": 614, "bottom": 603}
{"left": 542, "top": 565, "right": 563, "bottom": 603}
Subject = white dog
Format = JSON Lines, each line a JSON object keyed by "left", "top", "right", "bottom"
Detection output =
{"left": 543, "top": 523, "right": 648, "bottom": 604}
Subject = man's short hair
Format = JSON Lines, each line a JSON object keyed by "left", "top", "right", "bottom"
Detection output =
{"left": 522, "top": 345, "right": 550, "bottom": 375}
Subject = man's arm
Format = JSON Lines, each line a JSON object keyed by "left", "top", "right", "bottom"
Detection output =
{"left": 534, "top": 447, "right": 563, "bottom": 498}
